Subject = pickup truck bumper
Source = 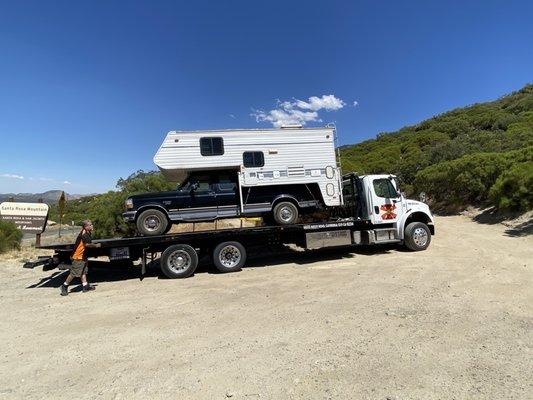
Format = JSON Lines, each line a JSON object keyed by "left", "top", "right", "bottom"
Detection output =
{"left": 123, "top": 211, "right": 137, "bottom": 222}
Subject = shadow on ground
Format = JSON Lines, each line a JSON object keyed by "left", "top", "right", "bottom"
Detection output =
{"left": 471, "top": 208, "right": 533, "bottom": 237}
{"left": 26, "top": 244, "right": 400, "bottom": 289}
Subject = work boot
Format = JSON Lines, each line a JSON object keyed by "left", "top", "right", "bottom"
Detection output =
{"left": 60, "top": 284, "right": 68, "bottom": 296}
{"left": 82, "top": 284, "right": 96, "bottom": 293}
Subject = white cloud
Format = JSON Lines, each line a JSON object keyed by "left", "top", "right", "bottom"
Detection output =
{"left": 229, "top": 114, "right": 236, "bottom": 119}
{"left": 1, "top": 173, "right": 74, "bottom": 186}
{"left": 252, "top": 94, "right": 347, "bottom": 128}
{"left": 1, "top": 173, "right": 25, "bottom": 180}
{"left": 353, "top": 101, "right": 359, "bottom": 107}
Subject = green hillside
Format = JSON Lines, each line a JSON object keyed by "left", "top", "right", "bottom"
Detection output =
{"left": 340, "top": 84, "right": 533, "bottom": 211}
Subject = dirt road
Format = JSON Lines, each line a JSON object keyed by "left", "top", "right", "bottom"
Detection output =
{"left": 0, "top": 215, "right": 531, "bottom": 399}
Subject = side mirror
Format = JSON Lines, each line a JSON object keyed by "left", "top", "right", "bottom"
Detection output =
{"left": 190, "top": 182, "right": 199, "bottom": 192}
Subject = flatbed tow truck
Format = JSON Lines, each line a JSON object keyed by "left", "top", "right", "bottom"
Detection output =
{"left": 24, "top": 174, "right": 435, "bottom": 279}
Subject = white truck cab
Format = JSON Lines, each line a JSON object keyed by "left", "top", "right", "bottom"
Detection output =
{"left": 342, "top": 173, "right": 435, "bottom": 250}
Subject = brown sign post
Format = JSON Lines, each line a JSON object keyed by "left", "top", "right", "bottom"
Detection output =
{"left": 0, "top": 201, "right": 49, "bottom": 246}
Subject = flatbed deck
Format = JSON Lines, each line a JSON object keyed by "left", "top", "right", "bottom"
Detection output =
{"left": 27, "top": 212, "right": 432, "bottom": 279}
{"left": 37, "top": 219, "right": 368, "bottom": 251}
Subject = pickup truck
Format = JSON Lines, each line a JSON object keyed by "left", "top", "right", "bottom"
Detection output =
{"left": 124, "top": 170, "right": 324, "bottom": 236}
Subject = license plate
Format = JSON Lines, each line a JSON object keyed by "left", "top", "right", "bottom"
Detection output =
{"left": 110, "top": 247, "right": 130, "bottom": 260}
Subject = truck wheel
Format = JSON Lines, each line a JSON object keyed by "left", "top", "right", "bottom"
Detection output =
{"left": 404, "top": 222, "right": 431, "bottom": 251}
{"left": 213, "top": 241, "right": 246, "bottom": 273}
{"left": 273, "top": 201, "right": 299, "bottom": 225}
{"left": 136, "top": 209, "right": 169, "bottom": 236}
{"left": 160, "top": 244, "right": 198, "bottom": 278}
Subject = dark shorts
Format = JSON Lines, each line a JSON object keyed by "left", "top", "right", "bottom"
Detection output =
{"left": 70, "top": 260, "right": 88, "bottom": 277}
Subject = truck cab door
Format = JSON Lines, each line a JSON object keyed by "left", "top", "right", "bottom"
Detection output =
{"left": 216, "top": 173, "right": 239, "bottom": 218}
{"left": 367, "top": 177, "right": 404, "bottom": 225}
{"left": 184, "top": 174, "right": 218, "bottom": 220}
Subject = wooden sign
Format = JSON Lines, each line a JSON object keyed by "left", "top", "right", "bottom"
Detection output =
{"left": 0, "top": 202, "right": 49, "bottom": 233}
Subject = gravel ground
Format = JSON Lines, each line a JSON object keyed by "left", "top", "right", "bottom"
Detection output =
{"left": 0, "top": 215, "right": 531, "bottom": 399}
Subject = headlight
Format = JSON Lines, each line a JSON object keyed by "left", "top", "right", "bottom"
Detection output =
{"left": 125, "top": 198, "right": 133, "bottom": 209}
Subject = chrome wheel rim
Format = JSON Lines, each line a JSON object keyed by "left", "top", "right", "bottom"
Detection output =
{"left": 413, "top": 227, "right": 428, "bottom": 247}
{"left": 219, "top": 245, "right": 241, "bottom": 268}
{"left": 144, "top": 215, "right": 161, "bottom": 232}
{"left": 168, "top": 250, "right": 191, "bottom": 272}
{"left": 279, "top": 206, "right": 294, "bottom": 223}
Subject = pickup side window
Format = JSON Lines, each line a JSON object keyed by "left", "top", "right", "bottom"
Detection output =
{"left": 373, "top": 178, "right": 398, "bottom": 198}
{"left": 200, "top": 137, "right": 224, "bottom": 156}
{"left": 243, "top": 151, "right": 264, "bottom": 167}
{"left": 187, "top": 174, "right": 212, "bottom": 192}
{"left": 218, "top": 174, "right": 236, "bottom": 191}
{"left": 218, "top": 182, "right": 236, "bottom": 191}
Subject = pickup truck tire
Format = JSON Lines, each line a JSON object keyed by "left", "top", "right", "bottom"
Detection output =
{"left": 213, "top": 241, "right": 246, "bottom": 273}
{"left": 404, "top": 222, "right": 431, "bottom": 251}
{"left": 160, "top": 244, "right": 198, "bottom": 278}
{"left": 136, "top": 209, "right": 169, "bottom": 236}
{"left": 273, "top": 201, "right": 299, "bottom": 225}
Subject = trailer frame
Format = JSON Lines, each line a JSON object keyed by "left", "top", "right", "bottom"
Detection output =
{"left": 24, "top": 215, "right": 434, "bottom": 279}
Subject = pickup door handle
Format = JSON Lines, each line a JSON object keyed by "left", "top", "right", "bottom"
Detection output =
{"left": 374, "top": 206, "right": 379, "bottom": 214}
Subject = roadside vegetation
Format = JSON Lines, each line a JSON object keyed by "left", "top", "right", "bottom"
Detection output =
{"left": 340, "top": 84, "right": 533, "bottom": 212}
{"left": 49, "top": 171, "right": 175, "bottom": 238}
{"left": 0, "top": 220, "right": 23, "bottom": 254}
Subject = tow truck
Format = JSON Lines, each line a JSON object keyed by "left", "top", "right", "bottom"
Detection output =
{"left": 24, "top": 174, "right": 435, "bottom": 279}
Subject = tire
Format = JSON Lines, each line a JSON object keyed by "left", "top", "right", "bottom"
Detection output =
{"left": 404, "top": 222, "right": 431, "bottom": 251}
{"left": 136, "top": 209, "right": 169, "bottom": 236}
{"left": 273, "top": 201, "right": 299, "bottom": 225}
{"left": 212, "top": 241, "right": 246, "bottom": 273}
{"left": 160, "top": 244, "right": 198, "bottom": 279}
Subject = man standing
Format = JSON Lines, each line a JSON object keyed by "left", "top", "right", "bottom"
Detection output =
{"left": 60, "top": 220, "right": 101, "bottom": 296}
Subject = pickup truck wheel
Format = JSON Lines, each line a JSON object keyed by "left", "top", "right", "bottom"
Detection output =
{"left": 213, "top": 241, "right": 246, "bottom": 273}
{"left": 404, "top": 222, "right": 431, "bottom": 251}
{"left": 273, "top": 201, "right": 299, "bottom": 225}
{"left": 136, "top": 209, "right": 169, "bottom": 236}
{"left": 160, "top": 244, "right": 198, "bottom": 278}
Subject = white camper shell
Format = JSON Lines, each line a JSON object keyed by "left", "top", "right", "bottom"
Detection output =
{"left": 154, "top": 126, "right": 343, "bottom": 207}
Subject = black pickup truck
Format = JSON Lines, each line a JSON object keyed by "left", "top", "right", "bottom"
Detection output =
{"left": 124, "top": 170, "right": 324, "bottom": 236}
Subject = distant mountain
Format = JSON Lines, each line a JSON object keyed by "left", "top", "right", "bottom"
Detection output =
{"left": 0, "top": 191, "right": 89, "bottom": 205}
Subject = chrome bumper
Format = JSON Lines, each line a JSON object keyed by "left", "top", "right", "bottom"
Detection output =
{"left": 123, "top": 211, "right": 137, "bottom": 222}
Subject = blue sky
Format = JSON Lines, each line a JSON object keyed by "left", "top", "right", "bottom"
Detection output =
{"left": 1, "top": 0, "right": 532, "bottom": 194}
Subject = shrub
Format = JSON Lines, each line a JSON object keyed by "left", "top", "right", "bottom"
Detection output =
{"left": 0, "top": 220, "right": 23, "bottom": 254}
{"left": 489, "top": 161, "right": 533, "bottom": 211}
{"left": 413, "top": 147, "right": 533, "bottom": 208}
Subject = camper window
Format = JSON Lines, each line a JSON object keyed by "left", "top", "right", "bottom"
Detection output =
{"left": 243, "top": 151, "right": 264, "bottom": 168}
{"left": 200, "top": 137, "right": 224, "bottom": 156}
